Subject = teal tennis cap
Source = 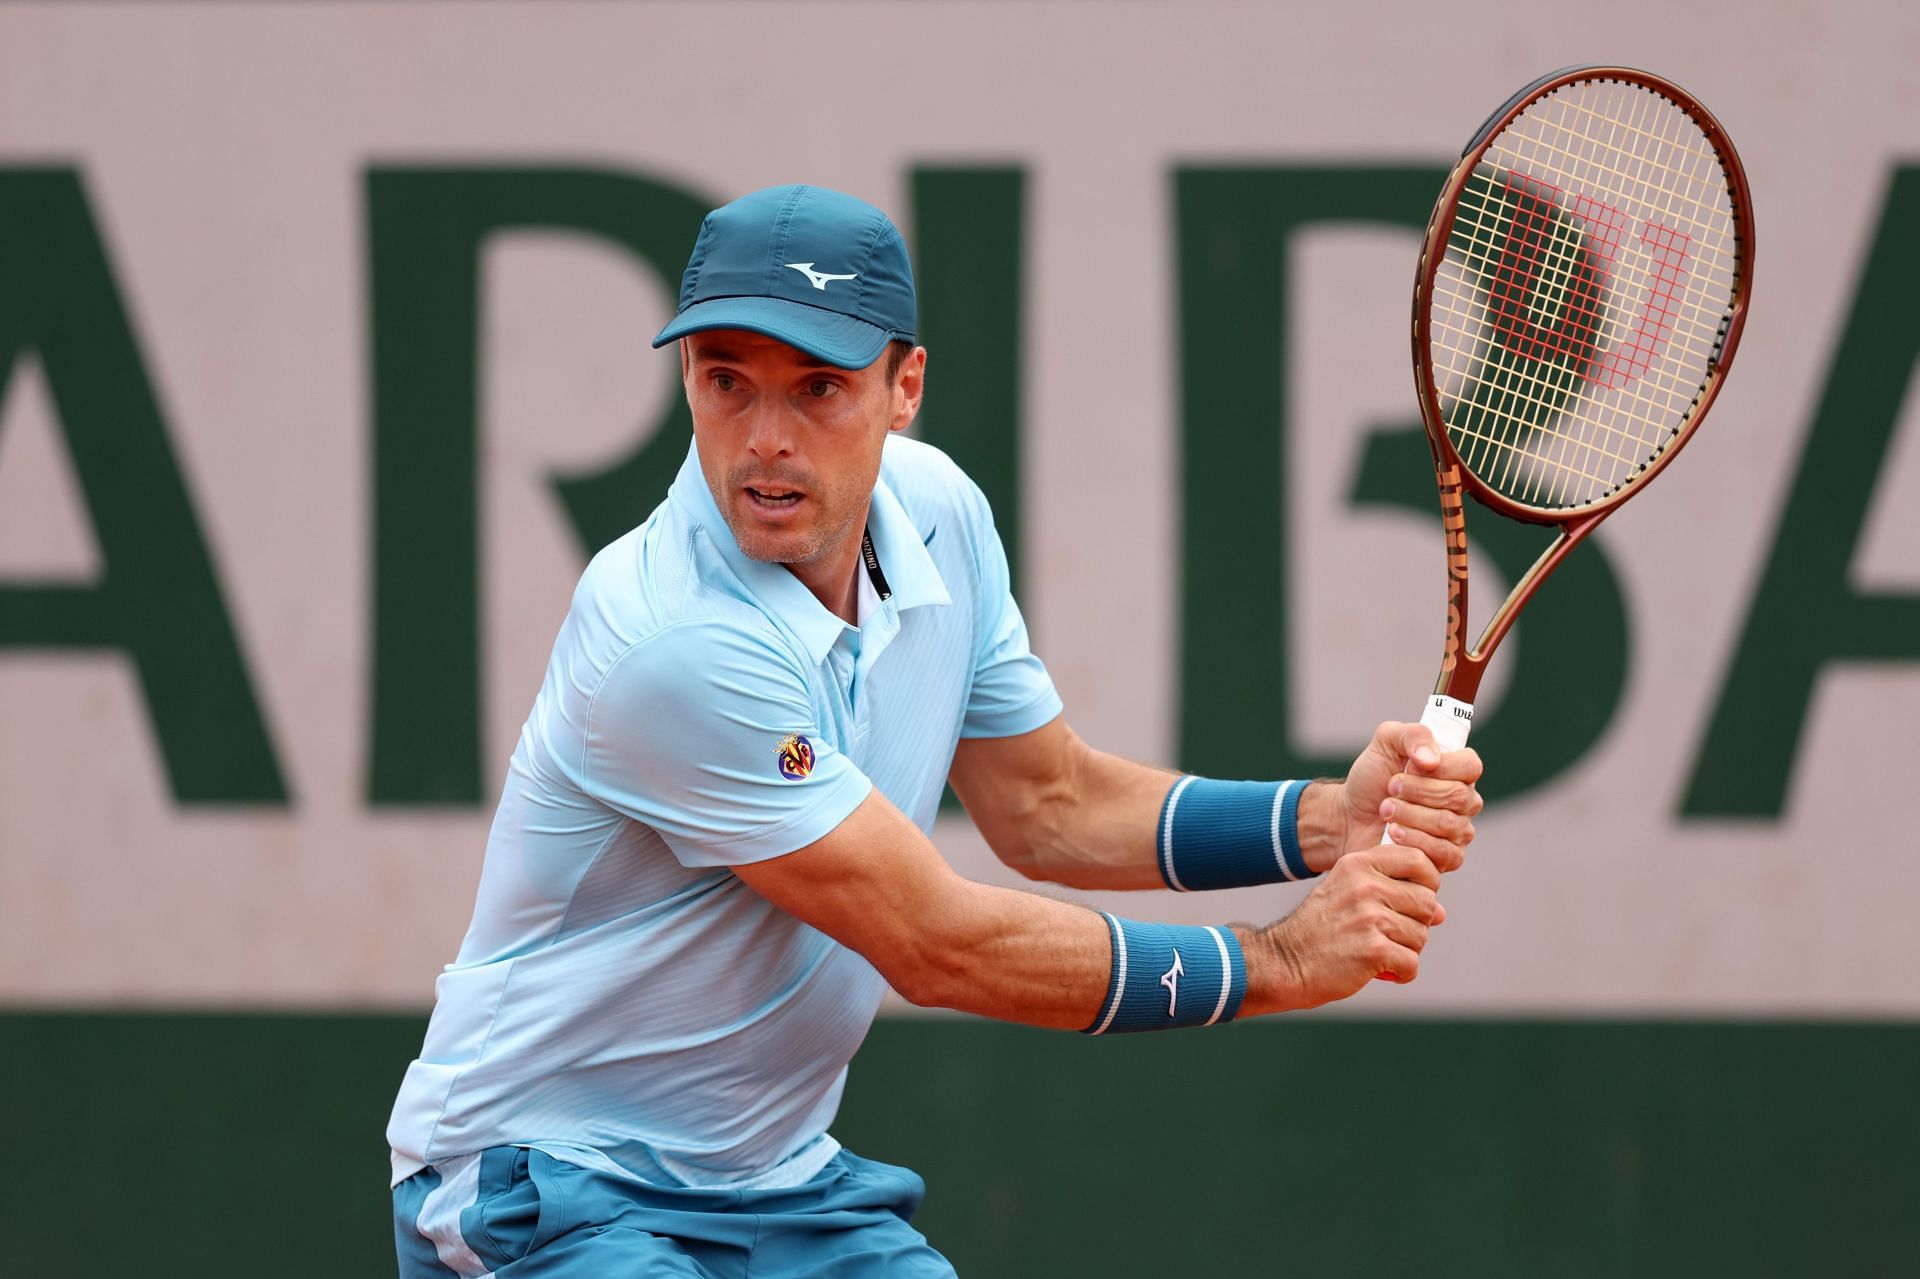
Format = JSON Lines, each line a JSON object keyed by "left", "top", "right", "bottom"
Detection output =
{"left": 652, "top": 184, "right": 917, "bottom": 370}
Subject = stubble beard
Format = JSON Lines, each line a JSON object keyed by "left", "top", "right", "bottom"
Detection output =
{"left": 722, "top": 465, "right": 860, "bottom": 568}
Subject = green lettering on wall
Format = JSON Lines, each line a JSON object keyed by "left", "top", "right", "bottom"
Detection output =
{"left": 909, "top": 168, "right": 1028, "bottom": 814}
{"left": 365, "top": 168, "right": 711, "bottom": 805}
{"left": 1175, "top": 166, "right": 1631, "bottom": 800}
{"left": 0, "top": 170, "right": 287, "bottom": 804}
{"left": 910, "top": 167, "right": 1026, "bottom": 598}
{"left": 1683, "top": 167, "right": 1920, "bottom": 817}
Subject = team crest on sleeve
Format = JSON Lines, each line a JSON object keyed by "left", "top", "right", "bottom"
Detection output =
{"left": 776, "top": 734, "right": 816, "bottom": 781}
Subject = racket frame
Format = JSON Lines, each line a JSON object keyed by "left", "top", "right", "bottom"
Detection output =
{"left": 1408, "top": 65, "right": 1755, "bottom": 705}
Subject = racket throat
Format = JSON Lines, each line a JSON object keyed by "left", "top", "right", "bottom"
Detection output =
{"left": 1437, "top": 514, "right": 1599, "bottom": 705}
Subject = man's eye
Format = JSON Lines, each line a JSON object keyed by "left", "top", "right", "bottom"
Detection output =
{"left": 713, "top": 374, "right": 736, "bottom": 392}
{"left": 807, "top": 380, "right": 838, "bottom": 398}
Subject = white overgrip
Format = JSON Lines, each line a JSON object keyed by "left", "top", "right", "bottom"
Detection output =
{"left": 1418, "top": 693, "right": 1474, "bottom": 753}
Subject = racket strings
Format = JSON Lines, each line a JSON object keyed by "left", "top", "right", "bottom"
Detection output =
{"left": 1428, "top": 177, "right": 1713, "bottom": 496}
{"left": 1424, "top": 76, "right": 1743, "bottom": 510}
{"left": 1449, "top": 84, "right": 1734, "bottom": 506}
{"left": 1446, "top": 159, "right": 1733, "bottom": 404}
{"left": 1520, "top": 87, "right": 1735, "bottom": 250}
{"left": 1443, "top": 106, "right": 1724, "bottom": 498}
{"left": 1427, "top": 245, "right": 1699, "bottom": 504}
{"left": 1490, "top": 85, "right": 1738, "bottom": 365}
{"left": 1500, "top": 82, "right": 1738, "bottom": 335}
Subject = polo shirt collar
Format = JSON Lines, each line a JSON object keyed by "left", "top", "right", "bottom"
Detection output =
{"left": 667, "top": 441, "right": 949, "bottom": 666}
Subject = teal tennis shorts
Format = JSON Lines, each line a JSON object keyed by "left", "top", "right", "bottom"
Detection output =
{"left": 393, "top": 1146, "right": 956, "bottom": 1276}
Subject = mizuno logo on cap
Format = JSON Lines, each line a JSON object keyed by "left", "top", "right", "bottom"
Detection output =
{"left": 786, "top": 262, "right": 858, "bottom": 291}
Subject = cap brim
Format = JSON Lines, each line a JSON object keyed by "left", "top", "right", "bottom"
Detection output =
{"left": 652, "top": 296, "right": 896, "bottom": 370}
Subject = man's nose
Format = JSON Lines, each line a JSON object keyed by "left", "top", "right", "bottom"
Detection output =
{"left": 743, "top": 402, "right": 795, "bottom": 459}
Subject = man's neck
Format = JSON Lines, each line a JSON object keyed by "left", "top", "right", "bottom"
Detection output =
{"left": 786, "top": 541, "right": 863, "bottom": 627}
{"left": 784, "top": 497, "right": 876, "bottom": 627}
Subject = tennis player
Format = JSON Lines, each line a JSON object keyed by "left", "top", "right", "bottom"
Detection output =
{"left": 388, "top": 184, "right": 1483, "bottom": 1276}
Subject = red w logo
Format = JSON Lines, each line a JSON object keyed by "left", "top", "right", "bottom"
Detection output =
{"left": 1484, "top": 173, "right": 1692, "bottom": 391}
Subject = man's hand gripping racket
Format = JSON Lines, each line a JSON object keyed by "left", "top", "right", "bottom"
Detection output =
{"left": 1376, "top": 67, "right": 1755, "bottom": 964}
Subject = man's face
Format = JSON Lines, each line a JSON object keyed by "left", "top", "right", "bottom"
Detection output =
{"left": 683, "top": 330, "right": 922, "bottom": 569}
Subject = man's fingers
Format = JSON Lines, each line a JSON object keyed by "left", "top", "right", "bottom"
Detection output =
{"left": 1418, "top": 746, "right": 1483, "bottom": 782}
{"left": 1387, "top": 771, "right": 1484, "bottom": 815}
{"left": 1370, "top": 885, "right": 1439, "bottom": 985}
{"left": 1372, "top": 942, "right": 1423, "bottom": 984}
{"left": 1381, "top": 878, "right": 1442, "bottom": 926}
{"left": 1383, "top": 821, "right": 1467, "bottom": 874}
{"left": 1368, "top": 908, "right": 1433, "bottom": 983}
{"left": 1380, "top": 797, "right": 1474, "bottom": 846}
{"left": 1323, "top": 843, "right": 1450, "bottom": 989}
{"left": 1384, "top": 721, "right": 1441, "bottom": 771}
{"left": 1376, "top": 723, "right": 1481, "bottom": 785}
{"left": 1358, "top": 843, "right": 1443, "bottom": 891}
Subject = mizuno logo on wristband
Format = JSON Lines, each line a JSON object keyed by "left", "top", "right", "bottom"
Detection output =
{"left": 1159, "top": 949, "right": 1184, "bottom": 1017}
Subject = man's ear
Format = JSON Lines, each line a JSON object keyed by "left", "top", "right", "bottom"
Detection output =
{"left": 890, "top": 346, "right": 927, "bottom": 434}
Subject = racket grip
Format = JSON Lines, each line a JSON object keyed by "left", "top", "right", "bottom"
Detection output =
{"left": 1381, "top": 695, "right": 1474, "bottom": 850}
{"left": 1416, "top": 693, "right": 1473, "bottom": 754}
{"left": 1375, "top": 694, "right": 1475, "bottom": 982}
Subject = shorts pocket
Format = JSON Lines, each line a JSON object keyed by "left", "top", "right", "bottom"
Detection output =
{"left": 466, "top": 1147, "right": 556, "bottom": 1269}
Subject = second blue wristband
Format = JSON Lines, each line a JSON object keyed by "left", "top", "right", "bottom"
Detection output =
{"left": 1084, "top": 914, "right": 1248, "bottom": 1034}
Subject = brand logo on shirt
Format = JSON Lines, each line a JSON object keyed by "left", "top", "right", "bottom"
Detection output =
{"left": 776, "top": 734, "right": 816, "bottom": 780}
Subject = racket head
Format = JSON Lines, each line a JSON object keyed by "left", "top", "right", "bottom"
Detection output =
{"left": 1412, "top": 66, "right": 1754, "bottom": 527}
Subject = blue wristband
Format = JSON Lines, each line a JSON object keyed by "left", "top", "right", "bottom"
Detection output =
{"left": 1157, "top": 777, "right": 1314, "bottom": 891}
{"left": 1084, "top": 915, "right": 1248, "bottom": 1034}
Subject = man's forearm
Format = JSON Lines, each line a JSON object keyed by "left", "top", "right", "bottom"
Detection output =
{"left": 953, "top": 719, "right": 1393, "bottom": 894}
{"left": 1005, "top": 745, "right": 1177, "bottom": 890}
{"left": 886, "top": 879, "right": 1117, "bottom": 1027}
{"left": 898, "top": 870, "right": 1404, "bottom": 1028}
{"left": 895, "top": 878, "right": 1283, "bottom": 1032}
{"left": 950, "top": 722, "right": 1179, "bottom": 890}
{"left": 1018, "top": 747, "right": 1346, "bottom": 892}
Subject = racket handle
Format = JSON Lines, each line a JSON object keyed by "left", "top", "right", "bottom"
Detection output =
{"left": 1381, "top": 696, "right": 1475, "bottom": 846}
{"left": 1375, "top": 694, "right": 1475, "bottom": 982}
{"left": 1414, "top": 693, "right": 1473, "bottom": 755}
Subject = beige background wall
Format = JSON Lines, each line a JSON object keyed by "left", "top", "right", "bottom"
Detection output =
{"left": 0, "top": 1, "right": 1913, "bottom": 1014}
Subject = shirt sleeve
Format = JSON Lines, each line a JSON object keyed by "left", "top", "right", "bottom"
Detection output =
{"left": 961, "top": 488, "right": 1064, "bottom": 739}
{"left": 578, "top": 619, "right": 872, "bottom": 867}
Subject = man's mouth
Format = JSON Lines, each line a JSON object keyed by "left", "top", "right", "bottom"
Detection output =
{"left": 746, "top": 486, "right": 804, "bottom": 509}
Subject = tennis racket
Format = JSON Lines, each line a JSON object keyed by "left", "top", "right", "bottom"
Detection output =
{"left": 1398, "top": 66, "right": 1754, "bottom": 762}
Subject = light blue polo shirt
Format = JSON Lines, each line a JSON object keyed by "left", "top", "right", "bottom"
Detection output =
{"left": 387, "top": 434, "right": 1060, "bottom": 1191}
